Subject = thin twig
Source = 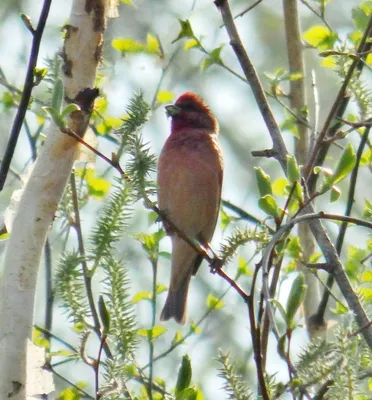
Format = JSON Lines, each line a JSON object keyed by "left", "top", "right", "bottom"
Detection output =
{"left": 151, "top": 48, "right": 180, "bottom": 109}
{"left": 0, "top": 0, "right": 53, "bottom": 190}
{"left": 247, "top": 263, "right": 269, "bottom": 400}
{"left": 300, "top": 0, "right": 333, "bottom": 31}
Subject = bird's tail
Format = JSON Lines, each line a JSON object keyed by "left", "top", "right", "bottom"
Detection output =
{"left": 160, "top": 237, "right": 196, "bottom": 324}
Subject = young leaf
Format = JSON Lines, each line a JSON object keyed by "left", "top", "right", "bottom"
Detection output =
{"left": 286, "top": 273, "right": 307, "bottom": 326}
{"left": 286, "top": 155, "right": 301, "bottom": 183}
{"left": 61, "top": 103, "right": 81, "bottom": 119}
{"left": 254, "top": 167, "right": 272, "bottom": 197}
{"left": 303, "top": 26, "right": 338, "bottom": 50}
{"left": 176, "top": 355, "right": 192, "bottom": 395}
{"left": 176, "top": 388, "right": 198, "bottom": 400}
{"left": 331, "top": 143, "right": 356, "bottom": 185}
{"left": 201, "top": 46, "right": 223, "bottom": 71}
{"left": 258, "top": 195, "right": 279, "bottom": 218}
{"left": 330, "top": 186, "right": 341, "bottom": 203}
{"left": 98, "top": 295, "right": 110, "bottom": 334}
{"left": 172, "top": 19, "right": 196, "bottom": 44}
{"left": 206, "top": 294, "right": 224, "bottom": 310}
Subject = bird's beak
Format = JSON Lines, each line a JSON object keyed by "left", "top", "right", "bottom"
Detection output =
{"left": 165, "top": 104, "right": 181, "bottom": 117}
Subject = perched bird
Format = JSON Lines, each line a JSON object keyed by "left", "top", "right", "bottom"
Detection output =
{"left": 157, "top": 92, "right": 223, "bottom": 324}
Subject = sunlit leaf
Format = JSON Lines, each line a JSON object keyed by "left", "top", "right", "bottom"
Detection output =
{"left": 201, "top": 46, "right": 223, "bottom": 71}
{"left": 156, "top": 91, "right": 175, "bottom": 104}
{"left": 254, "top": 167, "right": 272, "bottom": 197}
{"left": 184, "top": 39, "right": 200, "bottom": 50}
{"left": 258, "top": 195, "right": 279, "bottom": 218}
{"left": 172, "top": 19, "right": 196, "bottom": 44}
{"left": 303, "top": 26, "right": 338, "bottom": 50}
{"left": 206, "top": 294, "right": 224, "bottom": 310}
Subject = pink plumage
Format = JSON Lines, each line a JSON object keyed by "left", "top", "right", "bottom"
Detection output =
{"left": 157, "top": 92, "right": 223, "bottom": 324}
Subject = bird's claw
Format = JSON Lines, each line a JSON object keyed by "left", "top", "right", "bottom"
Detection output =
{"left": 210, "top": 257, "right": 222, "bottom": 274}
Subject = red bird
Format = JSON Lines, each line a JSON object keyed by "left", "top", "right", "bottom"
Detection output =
{"left": 157, "top": 92, "right": 223, "bottom": 324}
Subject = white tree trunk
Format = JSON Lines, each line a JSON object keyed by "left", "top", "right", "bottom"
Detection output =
{"left": 0, "top": 1, "right": 107, "bottom": 398}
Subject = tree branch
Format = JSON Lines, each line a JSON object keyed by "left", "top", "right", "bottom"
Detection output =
{"left": 0, "top": 0, "right": 52, "bottom": 191}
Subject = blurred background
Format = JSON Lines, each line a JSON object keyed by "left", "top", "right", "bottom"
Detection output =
{"left": 0, "top": 0, "right": 366, "bottom": 398}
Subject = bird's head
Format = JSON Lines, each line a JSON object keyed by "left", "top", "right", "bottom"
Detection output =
{"left": 166, "top": 92, "right": 218, "bottom": 133}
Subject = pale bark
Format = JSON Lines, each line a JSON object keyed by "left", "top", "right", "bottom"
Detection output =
{"left": 283, "top": 0, "right": 322, "bottom": 340}
{"left": 0, "top": 1, "right": 107, "bottom": 398}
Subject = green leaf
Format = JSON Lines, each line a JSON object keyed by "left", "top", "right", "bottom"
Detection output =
{"left": 172, "top": 330, "right": 184, "bottom": 345}
{"left": 172, "top": 20, "right": 196, "bottom": 44}
{"left": 32, "top": 327, "right": 50, "bottom": 349}
{"left": 364, "top": 199, "right": 372, "bottom": 219}
{"left": 0, "top": 232, "right": 10, "bottom": 241}
{"left": 330, "top": 185, "right": 340, "bottom": 203}
{"left": 258, "top": 195, "right": 279, "bottom": 218}
{"left": 346, "top": 246, "right": 367, "bottom": 281}
{"left": 34, "top": 67, "right": 48, "bottom": 86}
{"left": 281, "top": 113, "right": 299, "bottom": 138}
{"left": 206, "top": 294, "right": 224, "bottom": 310}
{"left": 286, "top": 155, "right": 301, "bottom": 183}
{"left": 176, "top": 355, "right": 192, "bottom": 395}
{"left": 156, "top": 284, "right": 167, "bottom": 294}
{"left": 156, "top": 91, "right": 174, "bottom": 104}
{"left": 254, "top": 167, "right": 272, "bottom": 197}
{"left": 2, "top": 91, "right": 15, "bottom": 109}
{"left": 43, "top": 106, "right": 65, "bottom": 129}
{"left": 331, "top": 302, "right": 348, "bottom": 315}
{"left": 184, "top": 39, "right": 200, "bottom": 50}
{"left": 137, "top": 326, "right": 167, "bottom": 341}
{"left": 352, "top": 1, "right": 372, "bottom": 31}
{"left": 83, "top": 169, "right": 111, "bottom": 199}
{"left": 56, "top": 386, "right": 81, "bottom": 400}
{"left": 98, "top": 295, "right": 110, "bottom": 334}
{"left": 112, "top": 34, "right": 160, "bottom": 55}
{"left": 201, "top": 46, "right": 223, "bottom": 71}
{"left": 72, "top": 322, "right": 86, "bottom": 333}
{"left": 51, "top": 78, "right": 64, "bottom": 113}
{"left": 176, "top": 388, "right": 198, "bottom": 400}
{"left": 360, "top": 271, "right": 372, "bottom": 283}
{"left": 132, "top": 291, "right": 152, "bottom": 303}
{"left": 190, "top": 321, "right": 201, "bottom": 334}
{"left": 277, "top": 334, "right": 287, "bottom": 359}
{"left": 360, "top": 288, "right": 372, "bottom": 303}
{"left": 330, "top": 143, "right": 356, "bottom": 185}
{"left": 61, "top": 103, "right": 81, "bottom": 119}
{"left": 286, "top": 273, "right": 307, "bottom": 326}
{"left": 57, "top": 382, "right": 88, "bottom": 400}
{"left": 272, "top": 177, "right": 288, "bottom": 196}
{"left": 303, "top": 25, "right": 338, "bottom": 50}
{"left": 146, "top": 33, "right": 160, "bottom": 54}
{"left": 270, "top": 299, "right": 288, "bottom": 324}
{"left": 237, "top": 257, "right": 252, "bottom": 277}
{"left": 286, "top": 236, "right": 303, "bottom": 260}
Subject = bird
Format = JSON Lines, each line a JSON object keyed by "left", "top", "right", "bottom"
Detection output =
{"left": 157, "top": 92, "right": 223, "bottom": 324}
